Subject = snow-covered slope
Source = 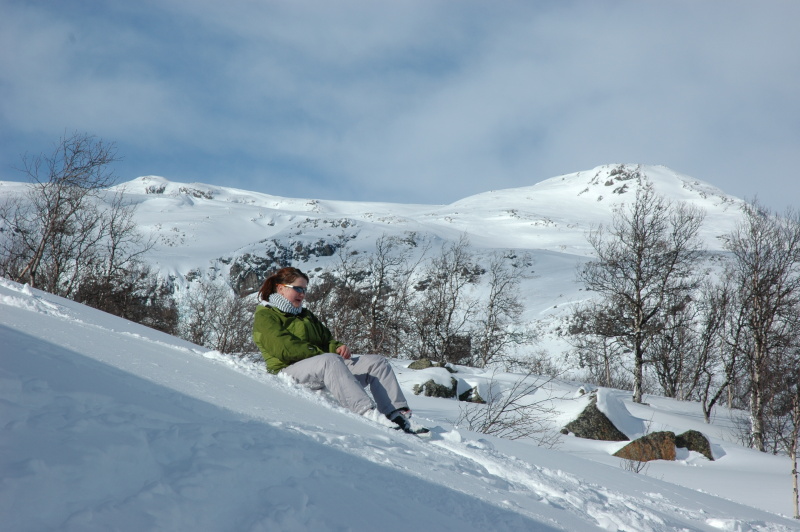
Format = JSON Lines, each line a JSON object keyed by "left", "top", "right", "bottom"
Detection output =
{"left": 0, "top": 163, "right": 745, "bottom": 319}
{"left": 2, "top": 277, "right": 798, "bottom": 531}
{"left": 87, "top": 164, "right": 743, "bottom": 331}
{"left": 110, "top": 164, "right": 740, "bottom": 263}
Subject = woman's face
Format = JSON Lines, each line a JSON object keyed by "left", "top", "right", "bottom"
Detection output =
{"left": 277, "top": 277, "right": 308, "bottom": 308}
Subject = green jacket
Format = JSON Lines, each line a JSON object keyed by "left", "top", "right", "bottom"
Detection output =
{"left": 252, "top": 303, "right": 344, "bottom": 374}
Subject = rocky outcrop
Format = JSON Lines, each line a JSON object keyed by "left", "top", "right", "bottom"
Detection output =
{"left": 562, "top": 394, "right": 629, "bottom": 442}
{"left": 406, "top": 359, "right": 483, "bottom": 401}
{"left": 228, "top": 239, "right": 341, "bottom": 295}
{"left": 614, "top": 430, "right": 714, "bottom": 462}
{"left": 614, "top": 431, "right": 676, "bottom": 462}
{"left": 676, "top": 430, "right": 714, "bottom": 461}
{"left": 407, "top": 358, "right": 435, "bottom": 370}
{"left": 458, "top": 386, "right": 485, "bottom": 403}
{"left": 407, "top": 359, "right": 453, "bottom": 399}
{"left": 412, "top": 377, "right": 457, "bottom": 398}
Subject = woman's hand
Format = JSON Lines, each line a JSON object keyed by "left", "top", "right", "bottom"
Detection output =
{"left": 336, "top": 345, "right": 352, "bottom": 360}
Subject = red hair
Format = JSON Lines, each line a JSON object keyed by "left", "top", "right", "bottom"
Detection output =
{"left": 257, "top": 267, "right": 309, "bottom": 301}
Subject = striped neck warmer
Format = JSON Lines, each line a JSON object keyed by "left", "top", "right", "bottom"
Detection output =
{"left": 268, "top": 292, "right": 302, "bottom": 315}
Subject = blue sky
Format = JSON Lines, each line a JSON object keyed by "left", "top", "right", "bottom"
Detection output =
{"left": 1, "top": 0, "right": 798, "bottom": 211}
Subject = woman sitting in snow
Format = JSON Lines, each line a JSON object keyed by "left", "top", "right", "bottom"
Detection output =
{"left": 252, "top": 266, "right": 426, "bottom": 434}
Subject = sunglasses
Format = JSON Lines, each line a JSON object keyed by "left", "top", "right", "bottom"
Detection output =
{"left": 280, "top": 284, "right": 307, "bottom": 294}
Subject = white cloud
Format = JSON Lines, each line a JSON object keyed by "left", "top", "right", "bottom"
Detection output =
{"left": 1, "top": 0, "right": 798, "bottom": 210}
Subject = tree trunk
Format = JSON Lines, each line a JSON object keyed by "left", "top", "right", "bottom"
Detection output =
{"left": 633, "top": 343, "right": 644, "bottom": 404}
{"left": 793, "top": 439, "right": 799, "bottom": 519}
{"left": 749, "top": 341, "right": 767, "bottom": 452}
{"left": 750, "top": 385, "right": 765, "bottom": 452}
{"left": 793, "top": 399, "right": 800, "bottom": 519}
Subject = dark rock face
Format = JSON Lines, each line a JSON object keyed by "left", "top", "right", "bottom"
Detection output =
{"left": 412, "top": 378, "right": 457, "bottom": 398}
{"left": 563, "top": 395, "right": 629, "bottom": 442}
{"left": 614, "top": 430, "right": 715, "bottom": 463}
{"left": 228, "top": 239, "right": 341, "bottom": 295}
{"left": 407, "top": 359, "right": 434, "bottom": 370}
{"left": 676, "top": 430, "right": 714, "bottom": 461}
{"left": 458, "top": 387, "right": 485, "bottom": 403}
{"left": 614, "top": 431, "right": 677, "bottom": 462}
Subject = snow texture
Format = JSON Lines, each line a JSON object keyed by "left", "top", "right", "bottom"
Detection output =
{"left": 2, "top": 277, "right": 799, "bottom": 531}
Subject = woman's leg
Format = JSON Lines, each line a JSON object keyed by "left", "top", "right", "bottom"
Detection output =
{"left": 344, "top": 355, "right": 408, "bottom": 415}
{"left": 281, "top": 353, "right": 374, "bottom": 415}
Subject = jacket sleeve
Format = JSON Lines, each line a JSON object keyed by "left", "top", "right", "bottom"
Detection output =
{"left": 300, "top": 309, "right": 345, "bottom": 355}
{"left": 253, "top": 308, "right": 325, "bottom": 372}
{"left": 313, "top": 313, "right": 345, "bottom": 355}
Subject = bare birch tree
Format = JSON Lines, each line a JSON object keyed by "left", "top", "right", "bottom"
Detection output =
{"left": 306, "top": 234, "right": 427, "bottom": 357}
{"left": 574, "top": 184, "right": 706, "bottom": 403}
{"left": 179, "top": 280, "right": 254, "bottom": 354}
{"left": 690, "top": 278, "right": 743, "bottom": 423}
{"left": 411, "top": 235, "right": 481, "bottom": 364}
{"left": 0, "top": 132, "right": 119, "bottom": 291}
{"left": 471, "top": 251, "right": 532, "bottom": 368}
{"left": 724, "top": 201, "right": 800, "bottom": 451}
{"left": 566, "top": 300, "right": 632, "bottom": 390}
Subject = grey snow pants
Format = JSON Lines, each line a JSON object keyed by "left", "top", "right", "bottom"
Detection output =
{"left": 281, "top": 353, "right": 408, "bottom": 416}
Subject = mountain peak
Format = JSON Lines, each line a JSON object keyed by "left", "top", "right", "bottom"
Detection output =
{"left": 543, "top": 164, "right": 735, "bottom": 207}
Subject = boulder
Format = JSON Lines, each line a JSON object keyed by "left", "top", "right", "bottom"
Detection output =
{"left": 614, "top": 431, "right": 676, "bottom": 462}
{"left": 614, "top": 430, "right": 714, "bottom": 462}
{"left": 407, "top": 358, "right": 434, "bottom": 370}
{"left": 413, "top": 377, "right": 458, "bottom": 398}
{"left": 563, "top": 394, "right": 629, "bottom": 441}
{"left": 676, "top": 430, "right": 714, "bottom": 461}
{"left": 407, "top": 359, "right": 455, "bottom": 372}
{"left": 458, "top": 386, "right": 485, "bottom": 404}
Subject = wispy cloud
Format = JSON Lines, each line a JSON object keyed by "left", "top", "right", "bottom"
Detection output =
{"left": 1, "top": 0, "right": 797, "bottom": 210}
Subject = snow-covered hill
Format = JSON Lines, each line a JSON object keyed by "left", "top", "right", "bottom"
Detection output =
{"left": 109, "top": 164, "right": 740, "bottom": 266}
{"left": 0, "top": 163, "right": 744, "bottom": 309}
{"left": 5, "top": 163, "right": 785, "bottom": 530}
{"left": 79, "top": 163, "right": 744, "bottom": 356}
{"left": 0, "top": 163, "right": 729, "bottom": 334}
{"left": 2, "top": 275, "right": 799, "bottom": 531}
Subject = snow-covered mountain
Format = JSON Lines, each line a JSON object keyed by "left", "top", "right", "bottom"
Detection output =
{"left": 87, "top": 163, "right": 743, "bottom": 351}
{"left": 113, "top": 163, "right": 740, "bottom": 270}
{"left": 78, "top": 164, "right": 739, "bottom": 320}
{"left": 0, "top": 162, "right": 748, "bottom": 350}
{"left": 3, "top": 165, "right": 799, "bottom": 530}
{"left": 0, "top": 162, "right": 749, "bottom": 368}
{"left": 2, "top": 272, "right": 798, "bottom": 531}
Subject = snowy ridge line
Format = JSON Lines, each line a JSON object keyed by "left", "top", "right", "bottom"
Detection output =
{"left": 117, "top": 330, "right": 207, "bottom": 356}
{"left": 0, "top": 278, "right": 208, "bottom": 358}
{"left": 0, "top": 279, "right": 71, "bottom": 319}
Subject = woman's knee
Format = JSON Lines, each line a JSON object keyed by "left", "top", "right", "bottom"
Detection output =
{"left": 319, "top": 352, "right": 349, "bottom": 370}
{"left": 360, "top": 354, "right": 388, "bottom": 366}
{"left": 357, "top": 355, "right": 393, "bottom": 376}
